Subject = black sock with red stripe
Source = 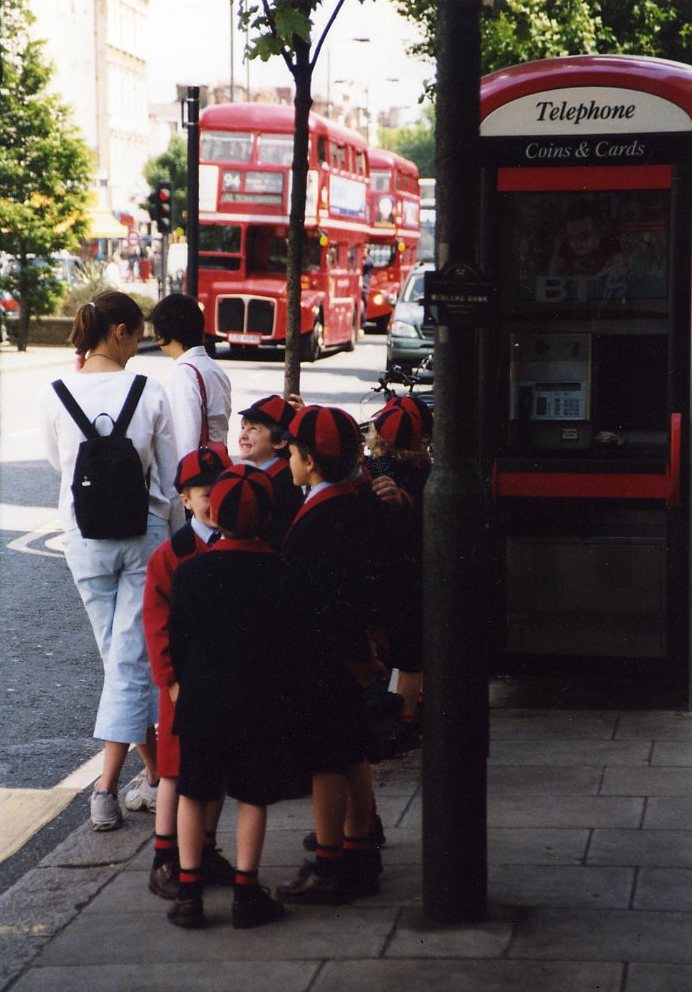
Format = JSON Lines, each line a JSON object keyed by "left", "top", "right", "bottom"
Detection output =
{"left": 315, "top": 843, "right": 343, "bottom": 878}
{"left": 234, "top": 869, "right": 259, "bottom": 892}
{"left": 177, "top": 867, "right": 203, "bottom": 900}
{"left": 153, "top": 833, "right": 177, "bottom": 869}
{"left": 343, "top": 834, "right": 372, "bottom": 853}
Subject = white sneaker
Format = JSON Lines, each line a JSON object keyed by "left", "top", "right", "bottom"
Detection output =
{"left": 124, "top": 775, "right": 158, "bottom": 812}
{"left": 90, "top": 789, "right": 123, "bottom": 831}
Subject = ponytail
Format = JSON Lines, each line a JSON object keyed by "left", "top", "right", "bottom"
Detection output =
{"left": 70, "top": 291, "right": 144, "bottom": 355}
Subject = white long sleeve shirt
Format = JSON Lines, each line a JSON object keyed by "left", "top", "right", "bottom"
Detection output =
{"left": 165, "top": 347, "right": 232, "bottom": 459}
{"left": 41, "top": 370, "right": 185, "bottom": 534}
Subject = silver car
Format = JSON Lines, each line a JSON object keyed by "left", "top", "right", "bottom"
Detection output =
{"left": 385, "top": 262, "right": 435, "bottom": 372}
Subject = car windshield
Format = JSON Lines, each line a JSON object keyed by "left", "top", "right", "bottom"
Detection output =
{"left": 402, "top": 272, "right": 425, "bottom": 303}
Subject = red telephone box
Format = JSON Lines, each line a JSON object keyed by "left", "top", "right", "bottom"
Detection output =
{"left": 480, "top": 56, "right": 692, "bottom": 704}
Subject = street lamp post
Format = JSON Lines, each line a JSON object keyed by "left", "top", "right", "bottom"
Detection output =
{"left": 326, "top": 37, "right": 370, "bottom": 118}
{"left": 229, "top": 0, "right": 235, "bottom": 101}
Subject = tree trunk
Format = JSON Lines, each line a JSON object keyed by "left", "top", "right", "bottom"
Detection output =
{"left": 16, "top": 297, "right": 30, "bottom": 353}
{"left": 284, "top": 38, "right": 312, "bottom": 399}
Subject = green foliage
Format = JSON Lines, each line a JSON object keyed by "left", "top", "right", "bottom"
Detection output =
{"left": 382, "top": 104, "right": 435, "bottom": 178}
{"left": 393, "top": 0, "right": 692, "bottom": 78}
{"left": 239, "top": 1, "right": 317, "bottom": 66}
{"left": 0, "top": 0, "right": 92, "bottom": 349}
{"left": 59, "top": 259, "right": 109, "bottom": 316}
{"left": 142, "top": 135, "right": 188, "bottom": 232}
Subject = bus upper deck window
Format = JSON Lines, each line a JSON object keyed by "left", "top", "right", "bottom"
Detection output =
{"left": 258, "top": 133, "right": 294, "bottom": 166}
{"left": 317, "top": 136, "right": 328, "bottom": 165}
{"left": 371, "top": 170, "right": 390, "bottom": 192}
{"left": 201, "top": 131, "right": 252, "bottom": 163}
{"left": 355, "top": 150, "right": 366, "bottom": 176}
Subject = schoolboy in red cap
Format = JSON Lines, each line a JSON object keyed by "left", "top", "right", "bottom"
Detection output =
{"left": 276, "top": 405, "right": 381, "bottom": 906}
{"left": 166, "top": 464, "right": 295, "bottom": 930}
{"left": 142, "top": 446, "right": 234, "bottom": 902}
{"left": 236, "top": 394, "right": 303, "bottom": 548}
{"left": 366, "top": 395, "right": 432, "bottom": 752}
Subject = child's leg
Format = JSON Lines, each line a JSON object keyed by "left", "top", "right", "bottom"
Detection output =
{"left": 231, "top": 802, "right": 284, "bottom": 929}
{"left": 149, "top": 777, "right": 179, "bottom": 899}
{"left": 277, "top": 772, "right": 354, "bottom": 905}
{"left": 343, "top": 760, "right": 381, "bottom": 897}
{"left": 168, "top": 795, "right": 206, "bottom": 928}
{"left": 200, "top": 796, "right": 235, "bottom": 886}
{"left": 236, "top": 801, "right": 267, "bottom": 873}
{"left": 155, "top": 778, "right": 178, "bottom": 836}
{"left": 177, "top": 795, "right": 206, "bottom": 870}
{"left": 343, "top": 761, "right": 372, "bottom": 839}
{"left": 312, "top": 772, "right": 348, "bottom": 847}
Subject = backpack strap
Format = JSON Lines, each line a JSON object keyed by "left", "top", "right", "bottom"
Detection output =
{"left": 180, "top": 362, "right": 210, "bottom": 446}
{"left": 51, "top": 380, "right": 98, "bottom": 440}
{"left": 112, "top": 375, "right": 148, "bottom": 437}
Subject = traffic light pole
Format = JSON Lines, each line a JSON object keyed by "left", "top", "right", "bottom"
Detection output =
{"left": 422, "top": 0, "right": 490, "bottom": 924}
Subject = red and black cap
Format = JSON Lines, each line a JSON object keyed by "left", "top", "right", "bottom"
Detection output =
{"left": 174, "top": 447, "right": 232, "bottom": 492}
{"left": 373, "top": 395, "right": 432, "bottom": 449}
{"left": 399, "top": 394, "right": 434, "bottom": 437}
{"left": 238, "top": 395, "right": 294, "bottom": 432}
{"left": 284, "top": 405, "right": 361, "bottom": 458}
{"left": 209, "top": 463, "right": 274, "bottom": 537}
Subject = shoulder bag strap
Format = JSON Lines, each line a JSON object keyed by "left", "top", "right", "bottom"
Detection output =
{"left": 112, "top": 374, "right": 148, "bottom": 437}
{"left": 180, "top": 362, "right": 210, "bottom": 446}
{"left": 51, "top": 380, "right": 98, "bottom": 440}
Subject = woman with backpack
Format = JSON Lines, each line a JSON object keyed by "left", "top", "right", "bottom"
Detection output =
{"left": 40, "top": 291, "right": 184, "bottom": 832}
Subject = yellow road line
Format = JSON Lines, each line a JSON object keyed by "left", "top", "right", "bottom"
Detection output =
{"left": 0, "top": 750, "right": 104, "bottom": 863}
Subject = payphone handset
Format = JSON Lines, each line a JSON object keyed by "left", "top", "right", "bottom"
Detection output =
{"left": 510, "top": 333, "right": 592, "bottom": 450}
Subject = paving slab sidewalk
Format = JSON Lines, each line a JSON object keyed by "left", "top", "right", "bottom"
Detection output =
{"left": 3, "top": 706, "right": 692, "bottom": 992}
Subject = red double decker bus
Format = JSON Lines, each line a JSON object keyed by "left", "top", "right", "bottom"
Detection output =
{"left": 197, "top": 102, "right": 369, "bottom": 360}
{"left": 363, "top": 147, "right": 421, "bottom": 332}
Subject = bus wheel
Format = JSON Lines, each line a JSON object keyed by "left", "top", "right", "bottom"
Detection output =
{"left": 301, "top": 318, "right": 324, "bottom": 363}
{"left": 343, "top": 308, "right": 358, "bottom": 352}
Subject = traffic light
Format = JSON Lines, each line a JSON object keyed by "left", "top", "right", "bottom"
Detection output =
{"left": 149, "top": 180, "right": 172, "bottom": 235}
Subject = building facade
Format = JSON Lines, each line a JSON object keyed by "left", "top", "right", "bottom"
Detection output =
{"left": 30, "top": 0, "right": 150, "bottom": 223}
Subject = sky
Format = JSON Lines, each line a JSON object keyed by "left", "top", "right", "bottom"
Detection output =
{"left": 146, "top": 0, "right": 433, "bottom": 122}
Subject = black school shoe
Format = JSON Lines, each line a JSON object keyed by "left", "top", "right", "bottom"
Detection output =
{"left": 149, "top": 860, "right": 178, "bottom": 900}
{"left": 343, "top": 848, "right": 381, "bottom": 897}
{"left": 276, "top": 860, "right": 356, "bottom": 906}
{"left": 167, "top": 895, "right": 205, "bottom": 929}
{"left": 201, "top": 846, "right": 235, "bottom": 887}
{"left": 232, "top": 885, "right": 286, "bottom": 929}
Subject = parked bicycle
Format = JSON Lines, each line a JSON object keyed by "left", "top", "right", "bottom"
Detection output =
{"left": 359, "top": 355, "right": 434, "bottom": 430}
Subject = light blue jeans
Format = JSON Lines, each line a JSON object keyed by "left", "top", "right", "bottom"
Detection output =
{"left": 63, "top": 514, "right": 168, "bottom": 744}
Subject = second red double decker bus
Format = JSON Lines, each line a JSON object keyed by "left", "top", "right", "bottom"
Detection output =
{"left": 363, "top": 147, "right": 421, "bottom": 332}
{"left": 198, "top": 102, "right": 369, "bottom": 360}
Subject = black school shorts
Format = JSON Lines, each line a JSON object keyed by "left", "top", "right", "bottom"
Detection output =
{"left": 176, "top": 732, "right": 290, "bottom": 806}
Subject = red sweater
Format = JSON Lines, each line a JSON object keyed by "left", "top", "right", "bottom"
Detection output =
{"left": 143, "top": 523, "right": 209, "bottom": 689}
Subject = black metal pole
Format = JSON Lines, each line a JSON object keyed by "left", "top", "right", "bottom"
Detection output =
{"left": 186, "top": 86, "right": 200, "bottom": 300}
{"left": 422, "top": 0, "right": 489, "bottom": 924}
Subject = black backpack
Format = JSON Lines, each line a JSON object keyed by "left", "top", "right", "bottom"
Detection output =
{"left": 52, "top": 375, "right": 150, "bottom": 540}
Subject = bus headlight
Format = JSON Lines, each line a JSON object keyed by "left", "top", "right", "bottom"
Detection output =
{"left": 390, "top": 320, "right": 418, "bottom": 338}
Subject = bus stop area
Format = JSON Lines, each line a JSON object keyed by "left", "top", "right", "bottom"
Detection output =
{"left": 3, "top": 680, "right": 692, "bottom": 992}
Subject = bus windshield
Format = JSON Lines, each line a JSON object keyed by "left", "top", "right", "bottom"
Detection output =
{"left": 201, "top": 131, "right": 252, "bottom": 162}
{"left": 257, "top": 133, "right": 294, "bottom": 165}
